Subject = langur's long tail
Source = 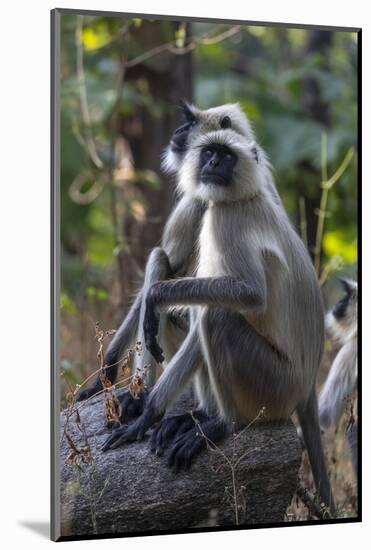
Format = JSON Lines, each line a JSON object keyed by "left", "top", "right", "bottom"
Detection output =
{"left": 297, "top": 387, "right": 336, "bottom": 516}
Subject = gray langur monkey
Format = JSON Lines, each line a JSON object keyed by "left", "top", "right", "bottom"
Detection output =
{"left": 319, "top": 279, "right": 358, "bottom": 474}
{"left": 78, "top": 103, "right": 256, "bottom": 418}
{"left": 102, "top": 109, "right": 335, "bottom": 514}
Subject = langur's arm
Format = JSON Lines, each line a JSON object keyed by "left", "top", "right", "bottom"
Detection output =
{"left": 161, "top": 195, "right": 206, "bottom": 275}
{"left": 144, "top": 272, "right": 266, "bottom": 362}
{"left": 78, "top": 198, "right": 204, "bottom": 401}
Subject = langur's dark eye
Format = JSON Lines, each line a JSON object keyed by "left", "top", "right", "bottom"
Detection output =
{"left": 205, "top": 149, "right": 213, "bottom": 157}
{"left": 225, "top": 153, "right": 233, "bottom": 161}
{"left": 220, "top": 116, "right": 232, "bottom": 129}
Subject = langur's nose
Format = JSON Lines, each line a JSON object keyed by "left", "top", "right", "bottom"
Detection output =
{"left": 209, "top": 153, "right": 219, "bottom": 167}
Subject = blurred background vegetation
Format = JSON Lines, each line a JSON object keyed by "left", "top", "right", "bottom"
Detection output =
{"left": 60, "top": 14, "right": 357, "bottom": 385}
{"left": 59, "top": 13, "right": 358, "bottom": 519}
{"left": 60, "top": 13, "right": 358, "bottom": 385}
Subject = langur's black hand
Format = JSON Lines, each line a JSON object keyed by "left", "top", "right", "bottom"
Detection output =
{"left": 144, "top": 293, "right": 164, "bottom": 363}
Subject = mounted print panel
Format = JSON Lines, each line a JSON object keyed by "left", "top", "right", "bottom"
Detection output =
{"left": 51, "top": 8, "right": 360, "bottom": 541}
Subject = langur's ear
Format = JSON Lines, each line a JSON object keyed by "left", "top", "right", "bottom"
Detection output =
{"left": 179, "top": 100, "right": 196, "bottom": 123}
{"left": 339, "top": 278, "right": 356, "bottom": 295}
{"left": 220, "top": 115, "right": 232, "bottom": 129}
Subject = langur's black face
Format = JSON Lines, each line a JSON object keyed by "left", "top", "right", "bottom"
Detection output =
{"left": 333, "top": 279, "right": 357, "bottom": 320}
{"left": 199, "top": 143, "right": 238, "bottom": 187}
{"left": 170, "top": 104, "right": 197, "bottom": 154}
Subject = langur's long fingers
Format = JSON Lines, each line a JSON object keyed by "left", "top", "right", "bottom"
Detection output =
{"left": 167, "top": 435, "right": 188, "bottom": 469}
{"left": 136, "top": 427, "right": 146, "bottom": 441}
{"left": 101, "top": 425, "right": 135, "bottom": 451}
{"left": 153, "top": 425, "right": 167, "bottom": 456}
{"left": 110, "top": 434, "right": 131, "bottom": 449}
{"left": 150, "top": 426, "right": 160, "bottom": 453}
{"left": 151, "top": 418, "right": 179, "bottom": 455}
{"left": 152, "top": 346, "right": 165, "bottom": 364}
{"left": 144, "top": 307, "right": 160, "bottom": 348}
{"left": 176, "top": 416, "right": 194, "bottom": 436}
{"left": 146, "top": 336, "right": 164, "bottom": 363}
{"left": 173, "top": 443, "right": 193, "bottom": 473}
{"left": 101, "top": 430, "right": 125, "bottom": 452}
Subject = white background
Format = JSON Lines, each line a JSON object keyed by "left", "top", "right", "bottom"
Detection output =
{"left": 0, "top": 0, "right": 368, "bottom": 547}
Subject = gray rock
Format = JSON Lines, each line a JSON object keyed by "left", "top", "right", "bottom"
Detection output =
{"left": 60, "top": 393, "right": 301, "bottom": 537}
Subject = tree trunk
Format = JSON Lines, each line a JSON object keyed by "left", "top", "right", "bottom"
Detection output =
{"left": 113, "top": 21, "right": 193, "bottom": 309}
{"left": 300, "top": 30, "right": 332, "bottom": 259}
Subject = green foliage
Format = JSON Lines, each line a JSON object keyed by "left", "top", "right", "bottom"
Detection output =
{"left": 61, "top": 292, "right": 78, "bottom": 316}
{"left": 86, "top": 206, "right": 116, "bottom": 268}
{"left": 61, "top": 359, "right": 84, "bottom": 386}
{"left": 81, "top": 20, "right": 112, "bottom": 51}
{"left": 86, "top": 286, "right": 109, "bottom": 302}
{"left": 323, "top": 229, "right": 357, "bottom": 264}
{"left": 264, "top": 116, "right": 323, "bottom": 169}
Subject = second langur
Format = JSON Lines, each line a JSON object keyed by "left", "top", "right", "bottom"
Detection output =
{"left": 102, "top": 106, "right": 335, "bottom": 514}
{"left": 319, "top": 279, "right": 358, "bottom": 474}
{"left": 78, "top": 103, "right": 259, "bottom": 419}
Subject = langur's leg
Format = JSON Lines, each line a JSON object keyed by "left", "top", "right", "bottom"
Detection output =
{"left": 200, "top": 308, "right": 304, "bottom": 421}
{"left": 149, "top": 362, "right": 217, "bottom": 457}
{"left": 102, "top": 325, "right": 202, "bottom": 451}
{"left": 160, "top": 307, "right": 189, "bottom": 359}
{"left": 158, "top": 363, "right": 224, "bottom": 469}
{"left": 202, "top": 307, "right": 335, "bottom": 514}
{"left": 78, "top": 247, "right": 172, "bottom": 403}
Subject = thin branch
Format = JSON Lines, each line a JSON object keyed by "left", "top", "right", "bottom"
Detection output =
{"left": 326, "top": 147, "right": 355, "bottom": 190}
{"left": 319, "top": 255, "right": 344, "bottom": 287}
{"left": 299, "top": 196, "right": 308, "bottom": 249}
{"left": 107, "top": 55, "right": 129, "bottom": 304}
{"left": 125, "top": 25, "right": 241, "bottom": 69}
{"left": 314, "top": 136, "right": 355, "bottom": 275}
{"left": 190, "top": 410, "right": 267, "bottom": 526}
{"left": 321, "top": 132, "right": 328, "bottom": 184}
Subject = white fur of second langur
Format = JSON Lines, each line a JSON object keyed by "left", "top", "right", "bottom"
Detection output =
{"left": 319, "top": 280, "right": 358, "bottom": 429}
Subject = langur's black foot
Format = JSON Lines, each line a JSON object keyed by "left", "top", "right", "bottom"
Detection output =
{"left": 167, "top": 417, "right": 227, "bottom": 472}
{"left": 106, "top": 389, "right": 148, "bottom": 429}
{"left": 150, "top": 410, "right": 208, "bottom": 456}
{"left": 102, "top": 403, "right": 163, "bottom": 452}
